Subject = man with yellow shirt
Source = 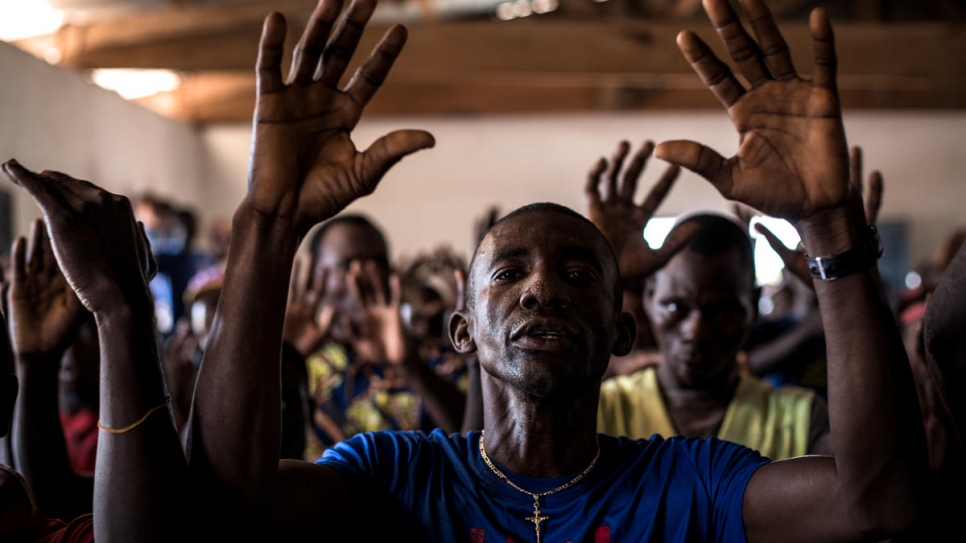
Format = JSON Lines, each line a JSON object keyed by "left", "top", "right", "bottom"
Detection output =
{"left": 593, "top": 201, "right": 832, "bottom": 459}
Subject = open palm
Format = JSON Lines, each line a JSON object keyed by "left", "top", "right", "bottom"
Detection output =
{"left": 657, "top": 1, "right": 849, "bottom": 222}
{"left": 246, "top": 0, "right": 434, "bottom": 234}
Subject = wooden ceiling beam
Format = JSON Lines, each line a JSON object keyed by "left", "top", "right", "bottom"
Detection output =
{"left": 134, "top": 69, "right": 966, "bottom": 123}
{"left": 17, "top": 19, "right": 963, "bottom": 78}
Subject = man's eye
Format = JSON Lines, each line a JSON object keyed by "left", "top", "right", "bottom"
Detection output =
{"left": 494, "top": 270, "right": 521, "bottom": 282}
{"left": 664, "top": 301, "right": 686, "bottom": 316}
{"left": 567, "top": 270, "right": 592, "bottom": 282}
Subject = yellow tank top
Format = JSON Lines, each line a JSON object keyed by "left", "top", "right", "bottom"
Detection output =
{"left": 597, "top": 365, "right": 815, "bottom": 460}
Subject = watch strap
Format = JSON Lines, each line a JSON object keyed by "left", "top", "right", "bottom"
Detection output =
{"left": 806, "top": 226, "right": 883, "bottom": 281}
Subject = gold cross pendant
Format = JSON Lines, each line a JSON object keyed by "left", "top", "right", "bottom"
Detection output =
{"left": 525, "top": 497, "right": 549, "bottom": 543}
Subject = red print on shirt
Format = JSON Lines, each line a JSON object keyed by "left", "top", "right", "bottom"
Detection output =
{"left": 469, "top": 526, "right": 612, "bottom": 542}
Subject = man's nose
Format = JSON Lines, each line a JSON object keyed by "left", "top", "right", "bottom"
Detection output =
{"left": 519, "top": 269, "right": 570, "bottom": 310}
{"left": 680, "top": 310, "right": 710, "bottom": 342}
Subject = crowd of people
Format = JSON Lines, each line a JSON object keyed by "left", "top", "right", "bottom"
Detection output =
{"left": 1, "top": 0, "right": 964, "bottom": 541}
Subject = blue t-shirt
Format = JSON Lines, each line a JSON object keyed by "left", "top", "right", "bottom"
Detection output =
{"left": 318, "top": 429, "right": 768, "bottom": 542}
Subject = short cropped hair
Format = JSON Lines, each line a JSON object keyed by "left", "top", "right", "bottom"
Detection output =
{"left": 668, "top": 212, "right": 756, "bottom": 285}
{"left": 307, "top": 213, "right": 389, "bottom": 259}
{"left": 466, "top": 202, "right": 623, "bottom": 311}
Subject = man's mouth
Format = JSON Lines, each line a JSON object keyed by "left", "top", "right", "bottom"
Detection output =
{"left": 510, "top": 318, "right": 578, "bottom": 350}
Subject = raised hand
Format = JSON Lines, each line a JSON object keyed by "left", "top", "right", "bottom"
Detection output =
{"left": 7, "top": 219, "right": 85, "bottom": 360}
{"left": 1, "top": 162, "right": 156, "bottom": 315}
{"left": 284, "top": 253, "right": 336, "bottom": 356}
{"left": 347, "top": 260, "right": 408, "bottom": 366}
{"left": 585, "top": 139, "right": 694, "bottom": 285}
{"left": 656, "top": 0, "right": 850, "bottom": 222}
{"left": 246, "top": 0, "right": 435, "bottom": 236}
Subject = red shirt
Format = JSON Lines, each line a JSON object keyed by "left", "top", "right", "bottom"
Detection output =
{"left": 1, "top": 464, "right": 93, "bottom": 543}
{"left": 58, "top": 410, "right": 98, "bottom": 475}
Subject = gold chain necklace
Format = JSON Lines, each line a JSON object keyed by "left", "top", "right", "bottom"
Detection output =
{"left": 478, "top": 430, "right": 600, "bottom": 543}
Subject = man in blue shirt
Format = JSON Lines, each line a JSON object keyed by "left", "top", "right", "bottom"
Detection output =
{"left": 185, "top": 0, "right": 929, "bottom": 541}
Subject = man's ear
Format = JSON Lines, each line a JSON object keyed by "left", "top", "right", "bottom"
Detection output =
{"left": 448, "top": 310, "right": 476, "bottom": 354}
{"left": 612, "top": 312, "right": 637, "bottom": 357}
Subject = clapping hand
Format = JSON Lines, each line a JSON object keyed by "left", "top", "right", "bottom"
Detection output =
{"left": 7, "top": 219, "right": 85, "bottom": 361}
{"left": 1, "top": 162, "right": 156, "bottom": 315}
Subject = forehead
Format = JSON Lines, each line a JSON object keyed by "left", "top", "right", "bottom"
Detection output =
{"left": 653, "top": 248, "right": 754, "bottom": 299}
{"left": 316, "top": 223, "right": 387, "bottom": 265}
{"left": 473, "top": 211, "right": 616, "bottom": 274}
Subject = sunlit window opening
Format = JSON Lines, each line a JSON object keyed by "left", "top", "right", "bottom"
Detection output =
{"left": 0, "top": 0, "right": 64, "bottom": 42}
{"left": 90, "top": 69, "right": 182, "bottom": 100}
{"left": 642, "top": 216, "right": 801, "bottom": 287}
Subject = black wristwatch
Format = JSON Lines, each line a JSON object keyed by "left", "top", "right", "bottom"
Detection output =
{"left": 805, "top": 226, "right": 883, "bottom": 281}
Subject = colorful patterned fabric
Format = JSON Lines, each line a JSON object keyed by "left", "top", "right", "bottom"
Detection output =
{"left": 304, "top": 342, "right": 468, "bottom": 460}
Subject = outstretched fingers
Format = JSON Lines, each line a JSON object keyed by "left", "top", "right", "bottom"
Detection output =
{"left": 2, "top": 161, "right": 61, "bottom": 211}
{"left": 346, "top": 260, "right": 368, "bottom": 307}
{"left": 585, "top": 157, "right": 606, "bottom": 208}
{"left": 704, "top": 0, "right": 770, "bottom": 87}
{"left": 345, "top": 24, "right": 408, "bottom": 108}
{"left": 606, "top": 140, "right": 631, "bottom": 201}
{"left": 754, "top": 222, "right": 813, "bottom": 289}
{"left": 10, "top": 237, "right": 26, "bottom": 288}
{"left": 256, "top": 12, "right": 288, "bottom": 96}
{"left": 319, "top": 0, "right": 377, "bottom": 87}
{"left": 638, "top": 164, "right": 680, "bottom": 221}
{"left": 677, "top": 30, "right": 745, "bottom": 109}
{"left": 365, "top": 261, "right": 389, "bottom": 306}
{"left": 619, "top": 140, "right": 655, "bottom": 202}
{"left": 809, "top": 8, "right": 837, "bottom": 90}
{"left": 26, "top": 219, "right": 46, "bottom": 275}
{"left": 288, "top": 0, "right": 343, "bottom": 85}
{"left": 741, "top": 0, "right": 797, "bottom": 81}
{"left": 850, "top": 146, "right": 864, "bottom": 194}
{"left": 865, "top": 170, "right": 883, "bottom": 226}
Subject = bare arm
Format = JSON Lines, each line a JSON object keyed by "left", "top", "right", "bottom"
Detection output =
{"left": 184, "top": 0, "right": 434, "bottom": 535}
{"left": 745, "top": 309, "right": 823, "bottom": 378}
{"left": 657, "top": 0, "right": 927, "bottom": 541}
{"left": 923, "top": 236, "right": 966, "bottom": 455}
{"left": 8, "top": 220, "right": 91, "bottom": 521}
{"left": 1, "top": 162, "right": 191, "bottom": 543}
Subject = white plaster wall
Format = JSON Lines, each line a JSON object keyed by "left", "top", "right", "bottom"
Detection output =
{"left": 201, "top": 110, "right": 966, "bottom": 267}
{"left": 0, "top": 41, "right": 206, "bottom": 246}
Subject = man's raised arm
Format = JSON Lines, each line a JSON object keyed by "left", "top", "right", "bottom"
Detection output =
{"left": 924, "top": 238, "right": 966, "bottom": 455}
{"left": 656, "top": 0, "right": 928, "bottom": 541}
{"left": 2, "top": 162, "right": 191, "bottom": 543}
{"left": 184, "top": 0, "right": 433, "bottom": 533}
